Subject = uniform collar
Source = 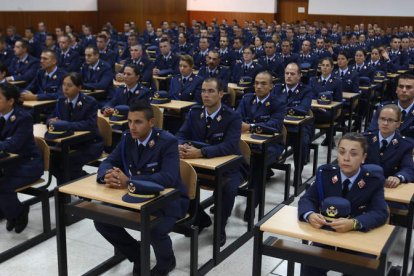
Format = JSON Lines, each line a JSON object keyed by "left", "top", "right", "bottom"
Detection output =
{"left": 340, "top": 167, "right": 361, "bottom": 189}
{"left": 1, "top": 108, "right": 14, "bottom": 120}
{"left": 45, "top": 66, "right": 58, "bottom": 78}
{"left": 68, "top": 94, "right": 80, "bottom": 106}
{"left": 126, "top": 83, "right": 139, "bottom": 92}
{"left": 205, "top": 104, "right": 222, "bottom": 120}
{"left": 398, "top": 100, "right": 414, "bottom": 114}
{"left": 378, "top": 131, "right": 395, "bottom": 144}
{"left": 256, "top": 94, "right": 270, "bottom": 104}
{"left": 137, "top": 129, "right": 153, "bottom": 146}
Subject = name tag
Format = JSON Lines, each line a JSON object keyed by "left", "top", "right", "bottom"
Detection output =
{"left": 146, "top": 162, "right": 158, "bottom": 168}
{"left": 259, "top": 115, "right": 270, "bottom": 120}
{"left": 212, "top": 133, "right": 224, "bottom": 138}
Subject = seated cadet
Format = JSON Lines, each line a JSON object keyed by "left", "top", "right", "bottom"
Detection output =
{"left": 277, "top": 40, "right": 300, "bottom": 69}
{"left": 253, "top": 36, "right": 265, "bottom": 59}
{"left": 298, "top": 40, "right": 318, "bottom": 72}
{"left": 176, "top": 77, "right": 243, "bottom": 246}
{"left": 57, "top": 34, "right": 81, "bottom": 73}
{"left": 6, "top": 40, "right": 39, "bottom": 84}
{"left": 152, "top": 38, "right": 180, "bottom": 91}
{"left": 351, "top": 49, "right": 375, "bottom": 80}
{"left": 257, "top": 40, "right": 285, "bottom": 82}
{"left": 175, "top": 32, "right": 194, "bottom": 56}
{"left": 367, "top": 47, "right": 394, "bottom": 73}
{"left": 273, "top": 62, "right": 313, "bottom": 174}
{"left": 102, "top": 64, "right": 150, "bottom": 114}
{"left": 231, "top": 46, "right": 263, "bottom": 86}
{"left": 369, "top": 74, "right": 414, "bottom": 140}
{"left": 217, "top": 36, "right": 234, "bottom": 67}
{"left": 192, "top": 37, "right": 210, "bottom": 70}
{"left": 236, "top": 71, "right": 286, "bottom": 219}
{"left": 80, "top": 46, "right": 114, "bottom": 97}
{"left": 94, "top": 100, "right": 189, "bottom": 276}
{"left": 298, "top": 133, "right": 388, "bottom": 276}
{"left": 0, "top": 63, "right": 8, "bottom": 84}
{"left": 23, "top": 27, "right": 41, "bottom": 58}
{"left": 387, "top": 36, "right": 410, "bottom": 71}
{"left": 20, "top": 50, "right": 66, "bottom": 101}
{"left": 48, "top": 72, "right": 103, "bottom": 184}
{"left": 0, "top": 83, "right": 43, "bottom": 233}
{"left": 0, "top": 37, "right": 14, "bottom": 66}
{"left": 364, "top": 104, "right": 414, "bottom": 187}
{"left": 333, "top": 51, "right": 360, "bottom": 93}
{"left": 96, "top": 34, "right": 117, "bottom": 69}
{"left": 197, "top": 50, "right": 231, "bottom": 90}
{"left": 309, "top": 57, "right": 342, "bottom": 146}
{"left": 169, "top": 54, "right": 203, "bottom": 104}
{"left": 116, "top": 44, "right": 153, "bottom": 86}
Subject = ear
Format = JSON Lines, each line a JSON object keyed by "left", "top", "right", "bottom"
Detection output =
{"left": 149, "top": 117, "right": 155, "bottom": 128}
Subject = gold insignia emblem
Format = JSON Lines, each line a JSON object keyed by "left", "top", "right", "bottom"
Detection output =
{"left": 332, "top": 175, "right": 338, "bottom": 184}
{"left": 217, "top": 115, "right": 222, "bottom": 122}
{"left": 154, "top": 92, "right": 160, "bottom": 99}
{"left": 128, "top": 183, "right": 136, "bottom": 193}
{"left": 256, "top": 126, "right": 263, "bottom": 134}
{"left": 97, "top": 67, "right": 100, "bottom": 71}
{"left": 329, "top": 79, "right": 333, "bottom": 82}
{"left": 189, "top": 77, "right": 193, "bottom": 82}
{"left": 320, "top": 94, "right": 327, "bottom": 100}
{"left": 52, "top": 75, "right": 57, "bottom": 80}
{"left": 411, "top": 110, "right": 414, "bottom": 116}
{"left": 372, "top": 136, "right": 377, "bottom": 143}
{"left": 113, "top": 109, "right": 119, "bottom": 115}
{"left": 77, "top": 101, "right": 82, "bottom": 107}
{"left": 392, "top": 139, "right": 398, "bottom": 145}
{"left": 10, "top": 115, "right": 16, "bottom": 122}
{"left": 200, "top": 112, "right": 204, "bottom": 119}
{"left": 358, "top": 179, "right": 366, "bottom": 189}
{"left": 48, "top": 124, "right": 55, "bottom": 132}
{"left": 326, "top": 206, "right": 338, "bottom": 217}
{"left": 288, "top": 109, "right": 294, "bottom": 115}
{"left": 265, "top": 101, "right": 270, "bottom": 107}
{"left": 149, "top": 139, "right": 155, "bottom": 148}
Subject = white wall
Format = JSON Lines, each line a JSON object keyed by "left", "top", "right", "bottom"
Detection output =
{"left": 187, "top": 0, "right": 277, "bottom": 13}
{"left": 309, "top": 0, "right": 414, "bottom": 17}
{"left": 0, "top": 0, "right": 97, "bottom": 11}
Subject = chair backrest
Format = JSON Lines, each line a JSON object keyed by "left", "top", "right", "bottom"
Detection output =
{"left": 281, "top": 125, "right": 288, "bottom": 145}
{"left": 152, "top": 105, "right": 164, "bottom": 129}
{"left": 180, "top": 160, "right": 197, "bottom": 200}
{"left": 34, "top": 137, "right": 50, "bottom": 171}
{"left": 97, "top": 116, "right": 113, "bottom": 147}
{"left": 239, "top": 140, "right": 251, "bottom": 165}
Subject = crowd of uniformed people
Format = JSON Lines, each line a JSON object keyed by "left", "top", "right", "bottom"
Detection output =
{"left": 0, "top": 18, "right": 414, "bottom": 275}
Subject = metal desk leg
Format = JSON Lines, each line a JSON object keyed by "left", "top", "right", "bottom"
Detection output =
{"left": 140, "top": 208, "right": 151, "bottom": 276}
{"left": 55, "top": 189, "right": 68, "bottom": 276}
{"left": 213, "top": 169, "right": 223, "bottom": 264}
{"left": 252, "top": 227, "right": 263, "bottom": 276}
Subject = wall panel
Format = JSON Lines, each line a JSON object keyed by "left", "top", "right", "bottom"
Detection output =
{"left": 188, "top": 11, "right": 276, "bottom": 26}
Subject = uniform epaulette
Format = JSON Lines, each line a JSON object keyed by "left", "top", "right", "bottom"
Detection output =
{"left": 379, "top": 100, "right": 396, "bottom": 107}
{"left": 189, "top": 105, "right": 203, "bottom": 113}
{"left": 318, "top": 163, "right": 338, "bottom": 171}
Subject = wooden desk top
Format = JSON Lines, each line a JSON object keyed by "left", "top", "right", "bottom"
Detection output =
{"left": 241, "top": 132, "right": 280, "bottom": 145}
{"left": 183, "top": 155, "right": 240, "bottom": 170}
{"left": 82, "top": 90, "right": 106, "bottom": 96}
{"left": 152, "top": 100, "right": 196, "bottom": 110}
{"left": 397, "top": 70, "right": 408, "bottom": 74}
{"left": 0, "top": 153, "right": 18, "bottom": 164}
{"left": 260, "top": 205, "right": 395, "bottom": 257}
{"left": 153, "top": 75, "right": 171, "bottom": 80}
{"left": 8, "top": 80, "right": 26, "bottom": 85}
{"left": 387, "top": 73, "right": 399, "bottom": 78}
{"left": 97, "top": 111, "right": 128, "bottom": 126}
{"left": 228, "top": 83, "right": 249, "bottom": 90}
{"left": 59, "top": 175, "right": 173, "bottom": 210}
{"left": 33, "top": 123, "right": 90, "bottom": 142}
{"left": 284, "top": 116, "right": 312, "bottom": 125}
{"left": 385, "top": 183, "right": 414, "bottom": 204}
{"left": 342, "top": 92, "right": 360, "bottom": 100}
{"left": 23, "top": 100, "right": 56, "bottom": 108}
{"left": 311, "top": 100, "right": 342, "bottom": 109}
{"left": 113, "top": 80, "right": 125, "bottom": 87}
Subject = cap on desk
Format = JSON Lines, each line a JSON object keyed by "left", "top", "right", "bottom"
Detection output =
{"left": 317, "top": 91, "right": 333, "bottom": 105}
{"left": 359, "top": 76, "right": 371, "bottom": 87}
{"left": 45, "top": 121, "right": 74, "bottom": 139}
{"left": 122, "top": 180, "right": 164, "bottom": 203}
{"left": 151, "top": 90, "right": 171, "bottom": 104}
{"left": 300, "top": 62, "right": 312, "bottom": 70}
{"left": 238, "top": 76, "right": 253, "bottom": 88}
{"left": 146, "top": 45, "right": 158, "bottom": 52}
{"left": 285, "top": 107, "right": 306, "bottom": 121}
{"left": 374, "top": 71, "right": 386, "bottom": 80}
{"left": 250, "top": 125, "right": 277, "bottom": 140}
{"left": 109, "top": 105, "right": 129, "bottom": 122}
{"left": 321, "top": 196, "right": 351, "bottom": 231}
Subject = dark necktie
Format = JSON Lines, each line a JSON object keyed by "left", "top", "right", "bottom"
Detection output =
{"left": 206, "top": 116, "right": 213, "bottom": 131}
{"left": 357, "top": 66, "right": 361, "bottom": 72}
{"left": 342, "top": 179, "right": 351, "bottom": 197}
{"left": 182, "top": 78, "right": 187, "bottom": 84}
{"left": 209, "top": 70, "right": 214, "bottom": 77}
{"left": 0, "top": 117, "right": 5, "bottom": 133}
{"left": 126, "top": 90, "right": 132, "bottom": 104}
{"left": 322, "top": 80, "right": 327, "bottom": 86}
{"left": 257, "top": 101, "right": 263, "bottom": 107}
{"left": 137, "top": 143, "right": 145, "bottom": 162}
{"left": 288, "top": 89, "right": 293, "bottom": 99}
{"left": 68, "top": 102, "right": 74, "bottom": 120}
{"left": 401, "top": 110, "right": 407, "bottom": 122}
{"left": 340, "top": 71, "right": 344, "bottom": 77}
{"left": 380, "top": 139, "right": 388, "bottom": 153}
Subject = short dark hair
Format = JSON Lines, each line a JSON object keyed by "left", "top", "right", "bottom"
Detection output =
{"left": 124, "top": 64, "right": 141, "bottom": 76}
{"left": 41, "top": 49, "right": 58, "bottom": 61}
{"left": 398, "top": 73, "right": 414, "bottom": 82}
{"left": 63, "top": 72, "right": 83, "bottom": 87}
{"left": 129, "top": 100, "right": 154, "bottom": 119}
{"left": 338, "top": 133, "right": 368, "bottom": 154}
{"left": 0, "top": 83, "right": 21, "bottom": 107}
{"left": 85, "top": 45, "right": 99, "bottom": 55}
{"left": 203, "top": 77, "right": 223, "bottom": 92}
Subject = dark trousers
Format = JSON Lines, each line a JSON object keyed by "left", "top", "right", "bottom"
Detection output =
{"left": 287, "top": 130, "right": 311, "bottom": 171}
{"left": 94, "top": 215, "right": 177, "bottom": 270}
{"left": 0, "top": 175, "right": 39, "bottom": 219}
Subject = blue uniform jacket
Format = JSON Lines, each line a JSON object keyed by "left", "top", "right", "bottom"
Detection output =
{"left": 236, "top": 93, "right": 286, "bottom": 133}
{"left": 97, "top": 128, "right": 189, "bottom": 219}
{"left": 197, "top": 65, "right": 231, "bottom": 90}
{"left": 123, "top": 56, "right": 154, "bottom": 85}
{"left": 169, "top": 73, "right": 203, "bottom": 104}
{"left": 99, "top": 49, "right": 117, "bottom": 69}
{"left": 257, "top": 55, "right": 285, "bottom": 80}
{"left": 8, "top": 55, "right": 40, "bottom": 83}
{"left": 364, "top": 131, "right": 414, "bottom": 182}
{"left": 231, "top": 61, "right": 263, "bottom": 84}
{"left": 153, "top": 53, "right": 180, "bottom": 76}
{"left": 24, "top": 67, "right": 66, "bottom": 100}
{"left": 333, "top": 69, "right": 360, "bottom": 93}
{"left": 369, "top": 101, "right": 414, "bottom": 140}
{"left": 298, "top": 164, "right": 388, "bottom": 231}
{"left": 309, "top": 76, "right": 343, "bottom": 102}
{"left": 350, "top": 63, "right": 375, "bottom": 80}
{"left": 0, "top": 106, "right": 43, "bottom": 178}
{"left": 104, "top": 84, "right": 151, "bottom": 108}
{"left": 176, "top": 105, "right": 242, "bottom": 158}
{"left": 58, "top": 48, "right": 82, "bottom": 73}
{"left": 80, "top": 60, "right": 114, "bottom": 95}
{"left": 0, "top": 48, "right": 14, "bottom": 66}
{"left": 192, "top": 50, "right": 208, "bottom": 70}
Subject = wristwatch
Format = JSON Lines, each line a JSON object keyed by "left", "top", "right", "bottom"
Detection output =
{"left": 353, "top": 219, "right": 363, "bottom": 231}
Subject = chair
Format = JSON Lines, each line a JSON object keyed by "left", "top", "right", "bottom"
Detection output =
{"left": 152, "top": 104, "right": 164, "bottom": 129}
{"left": 88, "top": 117, "right": 113, "bottom": 166}
{"left": 0, "top": 137, "right": 55, "bottom": 263}
{"left": 172, "top": 160, "right": 199, "bottom": 276}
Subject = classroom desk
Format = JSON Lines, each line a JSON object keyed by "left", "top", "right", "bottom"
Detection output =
{"left": 284, "top": 116, "right": 314, "bottom": 196}
{"left": 385, "top": 184, "right": 414, "bottom": 276}
{"left": 55, "top": 174, "right": 179, "bottom": 276}
{"left": 151, "top": 100, "right": 196, "bottom": 132}
{"left": 8, "top": 80, "right": 26, "bottom": 87}
{"left": 183, "top": 155, "right": 250, "bottom": 275}
{"left": 241, "top": 132, "right": 286, "bottom": 219}
{"left": 97, "top": 111, "right": 128, "bottom": 127}
{"left": 311, "top": 100, "right": 342, "bottom": 164}
{"left": 0, "top": 153, "right": 18, "bottom": 168}
{"left": 253, "top": 205, "right": 400, "bottom": 276}
{"left": 113, "top": 80, "right": 125, "bottom": 88}
{"left": 23, "top": 99, "right": 57, "bottom": 123}
{"left": 153, "top": 75, "right": 171, "bottom": 91}
{"left": 227, "top": 83, "right": 249, "bottom": 107}
{"left": 81, "top": 89, "right": 106, "bottom": 99}
{"left": 342, "top": 92, "right": 361, "bottom": 133}
{"left": 33, "top": 124, "right": 94, "bottom": 183}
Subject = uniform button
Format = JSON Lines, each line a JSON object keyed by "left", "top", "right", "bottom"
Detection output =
{"left": 137, "top": 171, "right": 141, "bottom": 175}
{"left": 380, "top": 153, "right": 383, "bottom": 156}
{"left": 152, "top": 168, "right": 155, "bottom": 172}
{"left": 129, "top": 164, "right": 132, "bottom": 168}
{"left": 394, "top": 167, "right": 398, "bottom": 170}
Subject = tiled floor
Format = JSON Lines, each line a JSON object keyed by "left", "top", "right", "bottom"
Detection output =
{"left": 0, "top": 135, "right": 412, "bottom": 275}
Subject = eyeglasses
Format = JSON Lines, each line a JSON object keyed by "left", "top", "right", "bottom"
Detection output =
{"left": 379, "top": 117, "right": 398, "bottom": 124}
